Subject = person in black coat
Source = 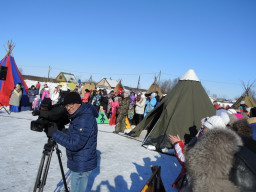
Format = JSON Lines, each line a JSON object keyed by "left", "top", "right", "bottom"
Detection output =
{"left": 28, "top": 85, "right": 39, "bottom": 110}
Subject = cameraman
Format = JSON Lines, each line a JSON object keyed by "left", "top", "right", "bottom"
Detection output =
{"left": 45, "top": 92, "right": 99, "bottom": 192}
{"left": 32, "top": 98, "right": 69, "bottom": 131}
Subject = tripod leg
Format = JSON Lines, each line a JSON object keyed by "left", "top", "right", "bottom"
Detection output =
{"left": 55, "top": 145, "right": 69, "bottom": 192}
{"left": 38, "top": 146, "right": 54, "bottom": 192}
{"left": 33, "top": 153, "right": 46, "bottom": 192}
{"left": 33, "top": 141, "right": 55, "bottom": 192}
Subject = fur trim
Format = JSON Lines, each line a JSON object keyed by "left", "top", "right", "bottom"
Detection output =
{"left": 185, "top": 128, "right": 243, "bottom": 192}
{"left": 248, "top": 117, "right": 256, "bottom": 124}
{"left": 231, "top": 119, "right": 252, "bottom": 137}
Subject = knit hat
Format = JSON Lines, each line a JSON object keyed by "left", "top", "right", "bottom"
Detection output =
{"left": 216, "top": 109, "right": 230, "bottom": 125}
{"left": 246, "top": 107, "right": 251, "bottom": 113}
{"left": 64, "top": 92, "right": 82, "bottom": 106}
{"left": 41, "top": 98, "right": 52, "bottom": 109}
{"left": 203, "top": 116, "right": 226, "bottom": 129}
{"left": 227, "top": 108, "right": 237, "bottom": 114}
{"left": 234, "top": 113, "right": 244, "bottom": 119}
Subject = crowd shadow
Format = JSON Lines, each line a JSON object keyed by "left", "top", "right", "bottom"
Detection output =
{"left": 51, "top": 147, "right": 180, "bottom": 191}
{"left": 92, "top": 151, "right": 180, "bottom": 192}
{"left": 53, "top": 150, "right": 101, "bottom": 192}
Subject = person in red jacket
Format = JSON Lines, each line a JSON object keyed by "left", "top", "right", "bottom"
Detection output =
{"left": 36, "top": 81, "right": 41, "bottom": 90}
{"left": 109, "top": 97, "right": 119, "bottom": 125}
{"left": 81, "top": 89, "right": 90, "bottom": 103}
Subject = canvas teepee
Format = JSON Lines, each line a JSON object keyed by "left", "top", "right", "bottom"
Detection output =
{"left": 81, "top": 82, "right": 96, "bottom": 95}
{"left": 232, "top": 81, "right": 256, "bottom": 108}
{"left": 81, "top": 76, "right": 96, "bottom": 95}
{"left": 0, "top": 41, "right": 29, "bottom": 106}
{"left": 146, "top": 77, "right": 163, "bottom": 97}
{"left": 113, "top": 80, "right": 123, "bottom": 93}
{"left": 128, "top": 69, "right": 216, "bottom": 150}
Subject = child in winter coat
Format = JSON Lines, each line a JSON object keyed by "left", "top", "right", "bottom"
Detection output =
{"left": 32, "top": 98, "right": 40, "bottom": 111}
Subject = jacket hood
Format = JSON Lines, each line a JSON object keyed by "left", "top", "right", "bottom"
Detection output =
{"left": 185, "top": 128, "right": 242, "bottom": 192}
{"left": 68, "top": 103, "right": 99, "bottom": 119}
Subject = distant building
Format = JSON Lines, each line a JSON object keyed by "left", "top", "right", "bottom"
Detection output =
{"left": 96, "top": 78, "right": 118, "bottom": 90}
{"left": 56, "top": 72, "right": 77, "bottom": 83}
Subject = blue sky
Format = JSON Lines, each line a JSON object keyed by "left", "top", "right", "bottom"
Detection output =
{"left": 1, "top": 0, "right": 256, "bottom": 99}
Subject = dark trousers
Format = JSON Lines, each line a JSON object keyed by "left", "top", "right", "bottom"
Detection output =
{"left": 135, "top": 113, "right": 144, "bottom": 125}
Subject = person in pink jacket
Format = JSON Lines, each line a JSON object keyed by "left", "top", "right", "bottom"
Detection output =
{"left": 109, "top": 97, "right": 119, "bottom": 125}
{"left": 41, "top": 87, "right": 50, "bottom": 100}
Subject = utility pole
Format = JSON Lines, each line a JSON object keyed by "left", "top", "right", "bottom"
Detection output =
{"left": 48, "top": 65, "right": 52, "bottom": 82}
{"left": 158, "top": 70, "right": 161, "bottom": 83}
{"left": 137, "top": 75, "right": 140, "bottom": 90}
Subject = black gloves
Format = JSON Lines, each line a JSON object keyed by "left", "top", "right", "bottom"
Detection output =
{"left": 45, "top": 123, "right": 58, "bottom": 138}
{"left": 32, "top": 110, "right": 40, "bottom": 116}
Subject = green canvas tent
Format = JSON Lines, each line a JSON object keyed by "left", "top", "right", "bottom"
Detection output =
{"left": 128, "top": 69, "right": 216, "bottom": 150}
{"left": 232, "top": 81, "right": 256, "bottom": 108}
{"left": 232, "top": 96, "right": 256, "bottom": 109}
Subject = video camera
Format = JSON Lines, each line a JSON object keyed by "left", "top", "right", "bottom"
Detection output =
{"left": 30, "top": 98, "right": 58, "bottom": 132}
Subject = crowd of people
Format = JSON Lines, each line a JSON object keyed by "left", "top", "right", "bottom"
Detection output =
{"left": 169, "top": 102, "right": 256, "bottom": 191}
{"left": 8, "top": 81, "right": 256, "bottom": 191}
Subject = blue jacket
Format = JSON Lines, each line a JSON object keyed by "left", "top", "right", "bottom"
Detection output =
{"left": 52, "top": 103, "right": 99, "bottom": 172}
{"left": 144, "top": 93, "right": 157, "bottom": 117}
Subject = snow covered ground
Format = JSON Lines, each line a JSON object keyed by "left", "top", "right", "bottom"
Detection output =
{"left": 0, "top": 107, "right": 180, "bottom": 192}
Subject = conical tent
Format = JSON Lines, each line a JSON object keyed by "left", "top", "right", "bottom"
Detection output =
{"left": 81, "top": 82, "right": 96, "bottom": 95}
{"left": 0, "top": 42, "right": 29, "bottom": 106}
{"left": 147, "top": 77, "right": 163, "bottom": 97}
{"left": 128, "top": 69, "right": 216, "bottom": 149}
{"left": 232, "top": 96, "right": 256, "bottom": 108}
{"left": 113, "top": 81, "right": 123, "bottom": 93}
{"left": 232, "top": 82, "right": 256, "bottom": 109}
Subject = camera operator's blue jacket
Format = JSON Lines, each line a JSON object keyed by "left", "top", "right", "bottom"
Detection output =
{"left": 52, "top": 103, "right": 99, "bottom": 172}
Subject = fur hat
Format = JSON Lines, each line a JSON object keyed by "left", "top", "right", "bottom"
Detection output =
{"left": 228, "top": 114, "right": 238, "bottom": 126}
{"left": 231, "top": 119, "right": 252, "bottom": 137}
{"left": 204, "top": 116, "right": 226, "bottom": 129}
{"left": 64, "top": 92, "right": 82, "bottom": 106}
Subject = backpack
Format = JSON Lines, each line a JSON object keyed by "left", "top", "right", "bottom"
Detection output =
{"left": 146, "top": 102, "right": 153, "bottom": 113}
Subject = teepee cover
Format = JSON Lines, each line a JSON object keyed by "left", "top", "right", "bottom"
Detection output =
{"left": 0, "top": 42, "right": 29, "bottom": 106}
{"left": 128, "top": 69, "right": 215, "bottom": 149}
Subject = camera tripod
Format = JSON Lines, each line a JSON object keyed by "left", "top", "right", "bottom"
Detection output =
{"left": 33, "top": 138, "right": 69, "bottom": 192}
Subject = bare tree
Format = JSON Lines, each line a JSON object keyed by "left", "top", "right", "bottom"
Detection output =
{"left": 159, "top": 78, "right": 179, "bottom": 94}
